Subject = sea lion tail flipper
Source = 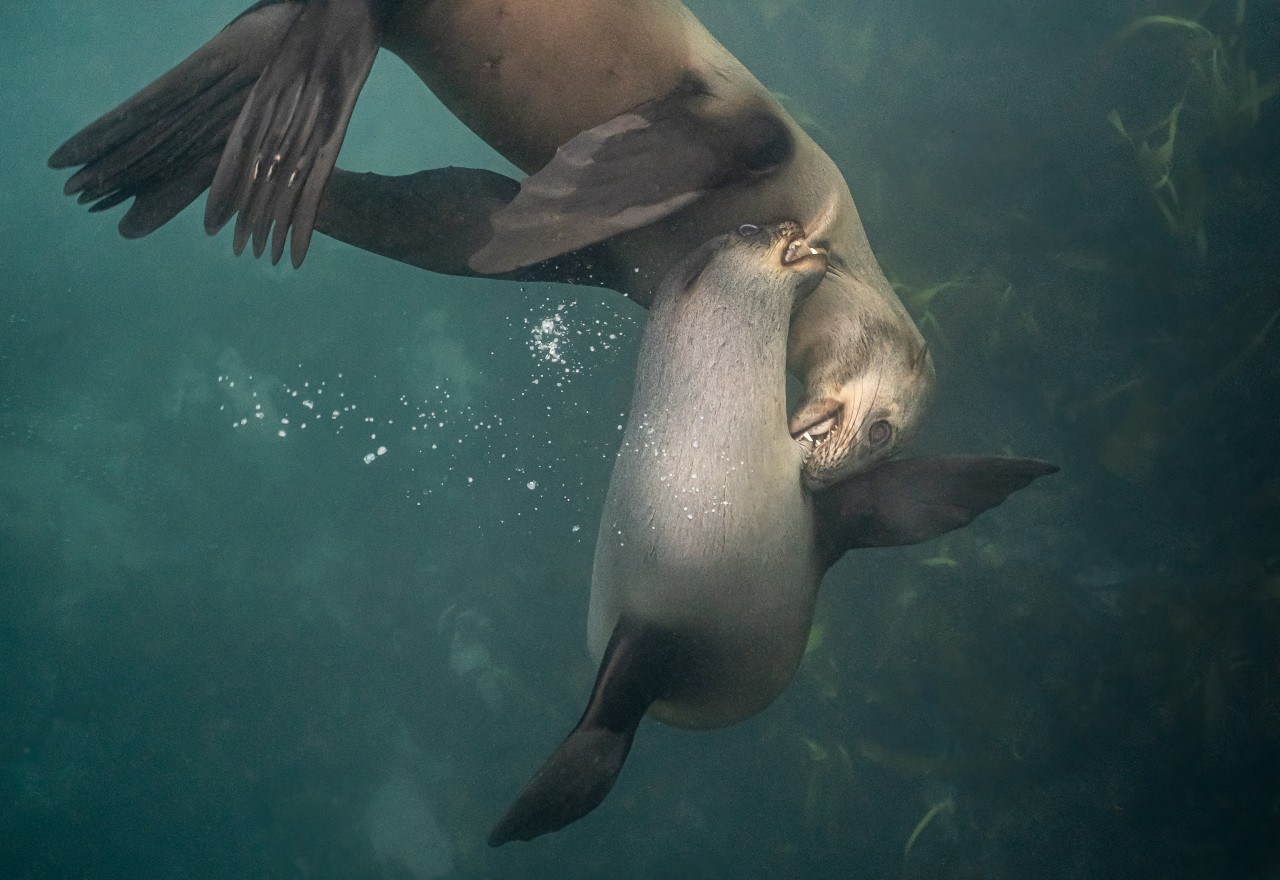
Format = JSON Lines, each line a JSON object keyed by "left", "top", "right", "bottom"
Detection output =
{"left": 488, "top": 620, "right": 682, "bottom": 846}
{"left": 49, "top": 1, "right": 306, "bottom": 241}
{"left": 469, "top": 74, "right": 793, "bottom": 274}
{"left": 814, "top": 455, "right": 1058, "bottom": 562}
{"left": 317, "top": 167, "right": 622, "bottom": 288}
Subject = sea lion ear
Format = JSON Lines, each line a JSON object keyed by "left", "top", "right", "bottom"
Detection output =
{"left": 812, "top": 455, "right": 1058, "bottom": 565}
{"left": 469, "top": 74, "right": 792, "bottom": 274}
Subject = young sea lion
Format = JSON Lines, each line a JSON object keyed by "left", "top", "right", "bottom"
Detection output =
{"left": 48, "top": 0, "right": 932, "bottom": 485}
{"left": 487, "top": 222, "right": 1055, "bottom": 845}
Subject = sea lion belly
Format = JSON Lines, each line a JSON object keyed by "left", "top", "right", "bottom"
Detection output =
{"left": 590, "top": 432, "right": 819, "bottom": 729}
{"left": 587, "top": 224, "right": 826, "bottom": 729}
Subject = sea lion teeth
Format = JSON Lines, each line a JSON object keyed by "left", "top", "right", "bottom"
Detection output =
{"left": 793, "top": 412, "right": 837, "bottom": 448}
{"left": 781, "top": 236, "right": 822, "bottom": 266}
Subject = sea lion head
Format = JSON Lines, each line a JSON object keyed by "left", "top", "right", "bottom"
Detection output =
{"left": 695, "top": 219, "right": 828, "bottom": 295}
{"left": 790, "top": 320, "right": 935, "bottom": 490}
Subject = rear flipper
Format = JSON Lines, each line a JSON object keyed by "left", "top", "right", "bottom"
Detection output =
{"left": 49, "top": 0, "right": 385, "bottom": 268}
{"left": 49, "top": 1, "right": 303, "bottom": 239}
{"left": 317, "top": 167, "right": 624, "bottom": 289}
{"left": 207, "top": 0, "right": 384, "bottom": 267}
{"left": 488, "top": 619, "right": 688, "bottom": 846}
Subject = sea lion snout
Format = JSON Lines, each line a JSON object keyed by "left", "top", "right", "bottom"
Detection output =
{"left": 791, "top": 344, "right": 936, "bottom": 489}
{"left": 736, "top": 220, "right": 827, "bottom": 277}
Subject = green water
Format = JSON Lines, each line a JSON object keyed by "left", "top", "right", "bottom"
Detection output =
{"left": 2, "top": 0, "right": 1278, "bottom": 877}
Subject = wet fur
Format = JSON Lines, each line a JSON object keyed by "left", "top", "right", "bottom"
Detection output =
{"left": 588, "top": 228, "right": 824, "bottom": 728}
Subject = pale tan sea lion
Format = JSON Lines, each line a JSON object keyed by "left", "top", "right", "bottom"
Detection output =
{"left": 49, "top": 0, "right": 933, "bottom": 484}
{"left": 487, "top": 222, "right": 1056, "bottom": 844}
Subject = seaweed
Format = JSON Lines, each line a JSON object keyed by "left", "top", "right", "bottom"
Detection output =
{"left": 1105, "top": 0, "right": 1279, "bottom": 252}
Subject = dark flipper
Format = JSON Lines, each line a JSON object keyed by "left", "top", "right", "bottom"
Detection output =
{"left": 317, "top": 167, "right": 624, "bottom": 289}
{"left": 469, "top": 74, "right": 793, "bottom": 274}
{"left": 489, "top": 619, "right": 688, "bottom": 846}
{"left": 49, "top": 1, "right": 303, "bottom": 239}
{"left": 205, "top": 0, "right": 384, "bottom": 267}
{"left": 813, "top": 455, "right": 1058, "bottom": 566}
{"left": 49, "top": 0, "right": 383, "bottom": 268}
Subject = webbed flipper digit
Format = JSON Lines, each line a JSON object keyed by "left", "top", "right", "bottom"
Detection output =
{"left": 204, "top": 0, "right": 385, "bottom": 267}
{"left": 49, "top": 1, "right": 304, "bottom": 240}
{"left": 469, "top": 75, "right": 793, "bottom": 274}
{"left": 488, "top": 619, "right": 689, "bottom": 846}
{"left": 813, "top": 455, "right": 1059, "bottom": 566}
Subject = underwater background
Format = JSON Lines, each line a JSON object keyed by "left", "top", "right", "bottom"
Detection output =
{"left": 2, "top": 0, "right": 1279, "bottom": 877}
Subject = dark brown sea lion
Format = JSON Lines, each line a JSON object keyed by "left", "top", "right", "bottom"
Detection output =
{"left": 49, "top": 0, "right": 933, "bottom": 485}
{"left": 486, "top": 222, "right": 1056, "bottom": 844}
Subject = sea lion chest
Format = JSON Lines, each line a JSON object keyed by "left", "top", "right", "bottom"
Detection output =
{"left": 587, "top": 238, "right": 822, "bottom": 729}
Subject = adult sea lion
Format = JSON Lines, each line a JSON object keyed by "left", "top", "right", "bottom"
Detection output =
{"left": 486, "top": 221, "right": 1056, "bottom": 845}
{"left": 49, "top": 0, "right": 932, "bottom": 485}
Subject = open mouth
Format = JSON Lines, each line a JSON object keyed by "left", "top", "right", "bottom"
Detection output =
{"left": 781, "top": 227, "right": 825, "bottom": 267}
{"left": 791, "top": 409, "right": 840, "bottom": 452}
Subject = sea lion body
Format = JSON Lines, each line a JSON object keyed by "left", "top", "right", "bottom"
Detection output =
{"left": 588, "top": 222, "right": 825, "bottom": 728}
{"left": 385, "top": 0, "right": 696, "bottom": 170}
{"left": 391, "top": 0, "right": 929, "bottom": 483}
{"left": 485, "top": 222, "right": 1057, "bottom": 845}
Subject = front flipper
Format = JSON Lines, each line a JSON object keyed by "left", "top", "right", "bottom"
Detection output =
{"left": 489, "top": 619, "right": 687, "bottom": 846}
{"left": 49, "top": 1, "right": 304, "bottom": 240}
{"left": 469, "top": 74, "right": 793, "bottom": 274}
{"left": 317, "top": 167, "right": 623, "bottom": 288}
{"left": 205, "top": 0, "right": 385, "bottom": 267}
{"left": 813, "top": 455, "right": 1058, "bottom": 566}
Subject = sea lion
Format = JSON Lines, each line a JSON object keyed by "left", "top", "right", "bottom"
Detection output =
{"left": 486, "top": 221, "right": 1056, "bottom": 845}
{"left": 49, "top": 0, "right": 932, "bottom": 485}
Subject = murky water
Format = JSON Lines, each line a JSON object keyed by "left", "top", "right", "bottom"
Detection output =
{"left": 2, "top": 1, "right": 1278, "bottom": 877}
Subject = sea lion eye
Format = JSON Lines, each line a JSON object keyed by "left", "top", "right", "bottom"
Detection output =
{"left": 868, "top": 420, "right": 892, "bottom": 448}
{"left": 737, "top": 223, "right": 761, "bottom": 237}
